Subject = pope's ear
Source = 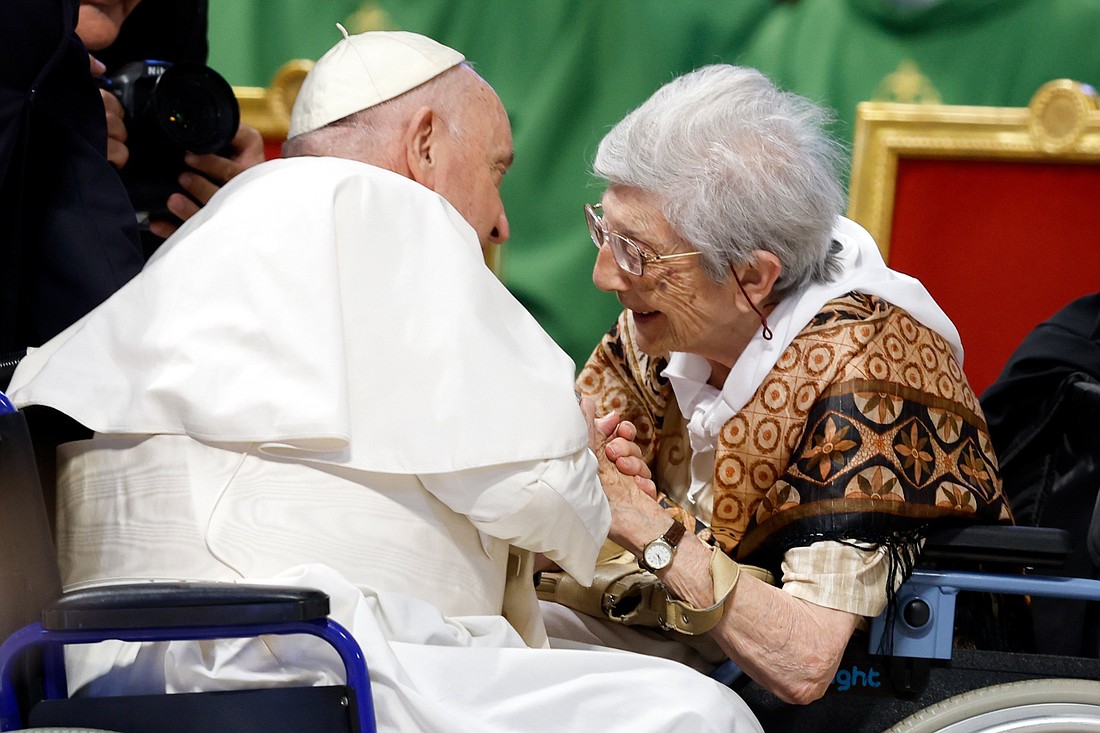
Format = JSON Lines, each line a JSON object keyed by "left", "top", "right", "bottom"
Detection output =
{"left": 404, "top": 106, "right": 438, "bottom": 188}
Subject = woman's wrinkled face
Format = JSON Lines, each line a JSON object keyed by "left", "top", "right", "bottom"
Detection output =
{"left": 591, "top": 185, "right": 743, "bottom": 364}
{"left": 78, "top": 0, "right": 143, "bottom": 51}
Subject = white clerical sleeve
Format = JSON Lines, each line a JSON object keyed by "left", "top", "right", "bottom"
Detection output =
{"left": 420, "top": 449, "right": 610, "bottom": 584}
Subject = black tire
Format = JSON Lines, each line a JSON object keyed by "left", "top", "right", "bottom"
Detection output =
{"left": 885, "top": 678, "right": 1100, "bottom": 732}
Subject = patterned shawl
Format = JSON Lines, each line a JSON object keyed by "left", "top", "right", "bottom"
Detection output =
{"left": 577, "top": 292, "right": 1011, "bottom": 570}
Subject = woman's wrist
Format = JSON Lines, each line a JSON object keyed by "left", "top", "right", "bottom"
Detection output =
{"left": 607, "top": 487, "right": 675, "bottom": 554}
{"left": 655, "top": 534, "right": 721, "bottom": 609}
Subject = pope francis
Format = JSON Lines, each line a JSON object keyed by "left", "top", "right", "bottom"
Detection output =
{"left": 7, "top": 28, "right": 760, "bottom": 733}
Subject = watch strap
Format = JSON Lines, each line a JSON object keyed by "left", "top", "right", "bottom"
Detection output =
{"left": 661, "top": 518, "right": 687, "bottom": 549}
{"left": 656, "top": 548, "right": 741, "bottom": 635}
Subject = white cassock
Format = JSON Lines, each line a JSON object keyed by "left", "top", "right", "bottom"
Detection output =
{"left": 9, "top": 157, "right": 760, "bottom": 733}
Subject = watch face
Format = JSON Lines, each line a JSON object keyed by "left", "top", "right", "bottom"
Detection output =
{"left": 644, "top": 539, "right": 673, "bottom": 570}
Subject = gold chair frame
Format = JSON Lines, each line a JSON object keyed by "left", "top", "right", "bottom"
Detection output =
{"left": 233, "top": 59, "right": 315, "bottom": 143}
{"left": 847, "top": 79, "right": 1100, "bottom": 260}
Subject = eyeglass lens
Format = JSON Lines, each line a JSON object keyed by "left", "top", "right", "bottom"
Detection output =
{"left": 585, "top": 204, "right": 643, "bottom": 275}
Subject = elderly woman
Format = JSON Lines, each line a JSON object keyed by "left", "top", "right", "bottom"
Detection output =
{"left": 548, "top": 65, "right": 1011, "bottom": 704}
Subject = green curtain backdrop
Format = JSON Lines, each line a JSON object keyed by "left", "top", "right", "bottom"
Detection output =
{"left": 208, "top": 0, "right": 1100, "bottom": 370}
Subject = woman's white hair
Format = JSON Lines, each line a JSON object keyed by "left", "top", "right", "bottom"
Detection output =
{"left": 593, "top": 65, "right": 846, "bottom": 295}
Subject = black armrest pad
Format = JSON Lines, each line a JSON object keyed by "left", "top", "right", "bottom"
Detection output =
{"left": 920, "top": 525, "right": 1072, "bottom": 570}
{"left": 43, "top": 582, "right": 330, "bottom": 630}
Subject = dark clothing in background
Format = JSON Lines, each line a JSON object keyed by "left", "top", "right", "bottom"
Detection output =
{"left": 0, "top": 0, "right": 212, "bottom": 363}
{"left": 982, "top": 292, "right": 1100, "bottom": 523}
{"left": 981, "top": 292, "right": 1100, "bottom": 657}
{"left": 95, "top": 0, "right": 210, "bottom": 73}
{"left": 0, "top": 0, "right": 143, "bottom": 356}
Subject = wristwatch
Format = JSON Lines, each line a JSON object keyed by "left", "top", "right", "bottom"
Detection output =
{"left": 638, "top": 519, "right": 687, "bottom": 573}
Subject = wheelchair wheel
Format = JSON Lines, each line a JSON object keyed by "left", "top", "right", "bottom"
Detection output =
{"left": 885, "top": 678, "right": 1100, "bottom": 732}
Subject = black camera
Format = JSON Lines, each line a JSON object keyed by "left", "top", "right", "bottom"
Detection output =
{"left": 100, "top": 60, "right": 240, "bottom": 227}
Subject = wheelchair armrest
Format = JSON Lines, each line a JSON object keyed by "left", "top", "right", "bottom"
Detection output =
{"left": 43, "top": 583, "right": 330, "bottom": 630}
{"left": 919, "top": 524, "right": 1072, "bottom": 570}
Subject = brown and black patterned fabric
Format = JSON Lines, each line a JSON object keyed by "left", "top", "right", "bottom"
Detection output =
{"left": 578, "top": 292, "right": 1011, "bottom": 571}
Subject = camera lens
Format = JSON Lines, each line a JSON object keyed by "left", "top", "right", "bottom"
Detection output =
{"left": 101, "top": 60, "right": 242, "bottom": 239}
{"left": 152, "top": 64, "right": 240, "bottom": 153}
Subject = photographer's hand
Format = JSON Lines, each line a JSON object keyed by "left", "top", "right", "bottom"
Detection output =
{"left": 149, "top": 123, "right": 265, "bottom": 239}
{"left": 90, "top": 55, "right": 129, "bottom": 169}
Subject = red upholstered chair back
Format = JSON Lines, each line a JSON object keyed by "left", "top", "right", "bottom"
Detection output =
{"left": 848, "top": 80, "right": 1100, "bottom": 395}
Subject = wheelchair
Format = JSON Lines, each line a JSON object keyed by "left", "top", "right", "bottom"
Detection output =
{"left": 716, "top": 523, "right": 1100, "bottom": 731}
{"left": 5, "top": 388, "right": 1100, "bottom": 733}
{"left": 711, "top": 376, "right": 1100, "bottom": 731}
{"left": 0, "top": 394, "right": 377, "bottom": 733}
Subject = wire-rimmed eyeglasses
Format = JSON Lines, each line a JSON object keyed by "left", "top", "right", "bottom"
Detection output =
{"left": 584, "top": 202, "right": 774, "bottom": 340}
{"left": 584, "top": 203, "right": 703, "bottom": 276}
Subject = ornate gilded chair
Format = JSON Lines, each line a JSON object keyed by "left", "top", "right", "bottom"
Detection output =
{"left": 234, "top": 60, "right": 314, "bottom": 160}
{"left": 847, "top": 79, "right": 1100, "bottom": 395}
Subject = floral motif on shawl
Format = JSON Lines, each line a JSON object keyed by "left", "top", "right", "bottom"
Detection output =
{"left": 577, "top": 292, "right": 1011, "bottom": 568}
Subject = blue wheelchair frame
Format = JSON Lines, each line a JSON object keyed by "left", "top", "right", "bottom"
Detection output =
{"left": 711, "top": 532, "right": 1100, "bottom": 730}
{"left": 0, "top": 395, "right": 378, "bottom": 733}
{"left": 0, "top": 611, "right": 375, "bottom": 731}
{"left": 873, "top": 569, "right": 1100, "bottom": 662}
{"left": 714, "top": 561, "right": 1100, "bottom": 685}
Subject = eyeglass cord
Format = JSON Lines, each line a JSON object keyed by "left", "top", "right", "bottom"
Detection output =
{"left": 733, "top": 271, "right": 773, "bottom": 341}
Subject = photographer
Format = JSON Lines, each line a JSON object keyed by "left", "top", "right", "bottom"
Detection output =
{"left": 85, "top": 0, "right": 264, "bottom": 242}
{"left": 0, "top": 0, "right": 261, "bottom": 372}
{"left": 1, "top": 0, "right": 142, "bottom": 364}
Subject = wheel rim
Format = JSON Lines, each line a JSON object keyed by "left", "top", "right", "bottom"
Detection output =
{"left": 935, "top": 701, "right": 1100, "bottom": 733}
